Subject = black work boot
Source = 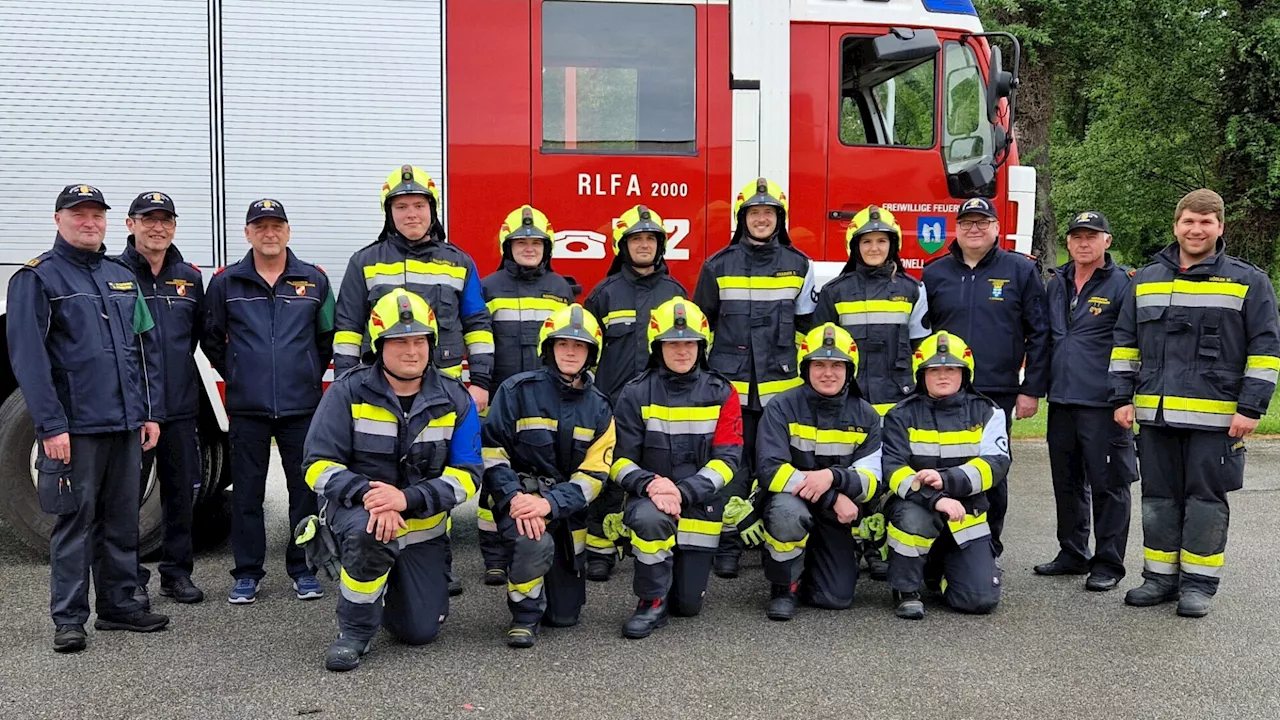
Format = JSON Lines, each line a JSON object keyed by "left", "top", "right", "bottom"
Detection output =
{"left": 713, "top": 553, "right": 741, "bottom": 579}
{"left": 133, "top": 585, "right": 151, "bottom": 613}
{"left": 325, "top": 635, "right": 372, "bottom": 672}
{"left": 160, "top": 576, "right": 206, "bottom": 604}
{"left": 505, "top": 621, "right": 540, "bottom": 648}
{"left": 53, "top": 624, "right": 87, "bottom": 653}
{"left": 766, "top": 583, "right": 798, "bottom": 621}
{"left": 448, "top": 570, "right": 464, "bottom": 597}
{"left": 483, "top": 568, "right": 507, "bottom": 587}
{"left": 1033, "top": 556, "right": 1090, "bottom": 576}
{"left": 1124, "top": 579, "right": 1180, "bottom": 607}
{"left": 865, "top": 547, "right": 889, "bottom": 582}
{"left": 585, "top": 555, "right": 614, "bottom": 582}
{"left": 94, "top": 609, "right": 170, "bottom": 632}
{"left": 893, "top": 590, "right": 925, "bottom": 620}
{"left": 622, "top": 598, "right": 668, "bottom": 639}
{"left": 1177, "top": 590, "right": 1213, "bottom": 618}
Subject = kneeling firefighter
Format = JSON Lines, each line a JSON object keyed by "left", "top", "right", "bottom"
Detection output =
{"left": 882, "top": 331, "right": 1010, "bottom": 620}
{"left": 481, "top": 304, "right": 616, "bottom": 648}
{"left": 754, "top": 323, "right": 883, "bottom": 620}
{"left": 302, "top": 290, "right": 482, "bottom": 671}
{"left": 609, "top": 298, "right": 743, "bottom": 639}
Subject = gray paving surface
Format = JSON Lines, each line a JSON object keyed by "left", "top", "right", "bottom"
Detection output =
{"left": 2, "top": 440, "right": 1279, "bottom": 720}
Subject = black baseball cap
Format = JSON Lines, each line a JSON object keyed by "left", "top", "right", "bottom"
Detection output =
{"left": 246, "top": 198, "right": 288, "bottom": 224}
{"left": 1066, "top": 210, "right": 1111, "bottom": 234}
{"left": 128, "top": 191, "right": 178, "bottom": 218}
{"left": 956, "top": 197, "right": 997, "bottom": 220}
{"left": 56, "top": 184, "right": 110, "bottom": 211}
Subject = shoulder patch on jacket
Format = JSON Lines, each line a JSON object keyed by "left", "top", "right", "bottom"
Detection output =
{"left": 214, "top": 266, "right": 228, "bottom": 275}
{"left": 1128, "top": 269, "right": 1136, "bottom": 277}
{"left": 25, "top": 257, "right": 41, "bottom": 267}
{"left": 187, "top": 262, "right": 201, "bottom": 273}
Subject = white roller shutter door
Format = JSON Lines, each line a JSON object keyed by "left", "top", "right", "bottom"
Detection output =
{"left": 0, "top": 1, "right": 215, "bottom": 266}
{"left": 220, "top": 0, "right": 445, "bottom": 287}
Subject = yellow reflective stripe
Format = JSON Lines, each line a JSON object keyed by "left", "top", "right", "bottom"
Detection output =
{"left": 602, "top": 309, "right": 637, "bottom": 323}
{"left": 947, "top": 511, "right": 988, "bottom": 534}
{"left": 570, "top": 471, "right": 604, "bottom": 501}
{"left": 578, "top": 420, "right": 615, "bottom": 475}
{"left": 889, "top": 466, "right": 916, "bottom": 496}
{"left": 610, "top": 457, "right": 640, "bottom": 482}
{"left": 476, "top": 507, "right": 494, "bottom": 522}
{"left": 758, "top": 377, "right": 803, "bottom": 395}
{"left": 832, "top": 299, "right": 913, "bottom": 315}
{"left": 430, "top": 412, "right": 457, "bottom": 427}
{"left": 1172, "top": 279, "right": 1248, "bottom": 298}
{"left": 1110, "top": 347, "right": 1140, "bottom": 361}
{"left": 443, "top": 466, "right": 478, "bottom": 499}
{"left": 1247, "top": 355, "right": 1280, "bottom": 370}
{"left": 788, "top": 423, "right": 868, "bottom": 445}
{"left": 1134, "top": 395, "right": 1160, "bottom": 409}
{"left": 482, "top": 446, "right": 510, "bottom": 469}
{"left": 363, "top": 261, "right": 404, "bottom": 279}
{"left": 716, "top": 275, "right": 805, "bottom": 290}
{"left": 704, "top": 459, "right": 733, "bottom": 484}
{"left": 586, "top": 533, "right": 615, "bottom": 549}
{"left": 1164, "top": 396, "right": 1237, "bottom": 415}
{"left": 340, "top": 568, "right": 389, "bottom": 594}
{"left": 630, "top": 535, "right": 676, "bottom": 554}
{"left": 572, "top": 426, "right": 596, "bottom": 443}
{"left": 517, "top": 417, "right": 558, "bottom": 432}
{"left": 405, "top": 258, "right": 467, "bottom": 280}
{"left": 1180, "top": 549, "right": 1224, "bottom": 567}
{"left": 907, "top": 427, "right": 982, "bottom": 445}
{"left": 486, "top": 296, "right": 566, "bottom": 312}
{"left": 762, "top": 530, "right": 807, "bottom": 553}
{"left": 508, "top": 577, "right": 543, "bottom": 594}
{"left": 857, "top": 467, "right": 878, "bottom": 501}
{"left": 1144, "top": 548, "right": 1178, "bottom": 563}
{"left": 351, "top": 403, "right": 399, "bottom": 423}
{"left": 887, "top": 524, "right": 935, "bottom": 550}
{"left": 439, "top": 364, "right": 464, "bottom": 378}
{"left": 305, "top": 460, "right": 344, "bottom": 490}
{"left": 572, "top": 528, "right": 587, "bottom": 554}
{"left": 677, "top": 518, "right": 722, "bottom": 535}
{"left": 768, "top": 463, "right": 803, "bottom": 493}
{"left": 399, "top": 512, "right": 447, "bottom": 535}
{"left": 873, "top": 402, "right": 896, "bottom": 416}
{"left": 334, "top": 330, "right": 363, "bottom": 344}
{"left": 964, "top": 458, "right": 993, "bottom": 492}
{"left": 465, "top": 330, "right": 494, "bottom": 345}
{"left": 1135, "top": 281, "right": 1172, "bottom": 297}
{"left": 641, "top": 404, "right": 721, "bottom": 422}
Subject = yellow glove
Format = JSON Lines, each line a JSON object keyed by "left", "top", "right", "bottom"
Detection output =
{"left": 602, "top": 512, "right": 629, "bottom": 542}
{"left": 722, "top": 496, "right": 755, "bottom": 527}
{"left": 739, "top": 519, "right": 766, "bottom": 547}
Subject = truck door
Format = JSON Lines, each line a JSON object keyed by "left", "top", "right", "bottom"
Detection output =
{"left": 529, "top": 0, "right": 716, "bottom": 295}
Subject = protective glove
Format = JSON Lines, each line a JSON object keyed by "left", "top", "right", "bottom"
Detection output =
{"left": 739, "top": 518, "right": 766, "bottom": 547}
{"left": 602, "top": 511, "right": 630, "bottom": 542}
{"left": 853, "top": 512, "right": 886, "bottom": 541}
{"left": 294, "top": 515, "right": 341, "bottom": 581}
{"left": 722, "top": 495, "right": 755, "bottom": 528}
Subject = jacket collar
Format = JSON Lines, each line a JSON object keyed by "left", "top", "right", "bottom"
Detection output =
{"left": 1054, "top": 252, "right": 1117, "bottom": 283}
{"left": 227, "top": 248, "right": 307, "bottom": 282}
{"left": 1154, "top": 238, "right": 1226, "bottom": 276}
{"left": 502, "top": 258, "right": 546, "bottom": 282}
{"left": 360, "top": 361, "right": 449, "bottom": 417}
{"left": 123, "top": 237, "right": 186, "bottom": 279}
{"left": 946, "top": 240, "right": 1001, "bottom": 269}
{"left": 53, "top": 235, "right": 107, "bottom": 267}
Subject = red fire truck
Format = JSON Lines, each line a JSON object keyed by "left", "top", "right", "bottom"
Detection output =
{"left": 0, "top": 0, "right": 1031, "bottom": 552}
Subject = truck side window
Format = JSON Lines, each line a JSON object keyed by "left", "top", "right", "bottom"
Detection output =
{"left": 941, "top": 41, "right": 994, "bottom": 172}
{"left": 838, "top": 35, "right": 936, "bottom": 149}
{"left": 541, "top": 1, "right": 696, "bottom": 155}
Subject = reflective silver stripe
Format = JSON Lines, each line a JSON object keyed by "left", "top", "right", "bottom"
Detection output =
{"left": 908, "top": 442, "right": 979, "bottom": 459}
{"left": 311, "top": 465, "right": 344, "bottom": 494}
{"left": 507, "top": 580, "right": 545, "bottom": 603}
{"left": 676, "top": 532, "right": 721, "bottom": 549}
{"left": 493, "top": 308, "right": 557, "bottom": 323}
{"left": 586, "top": 545, "right": 614, "bottom": 556}
{"left": 604, "top": 316, "right": 635, "bottom": 327}
{"left": 468, "top": 342, "right": 495, "bottom": 354}
{"left": 441, "top": 475, "right": 471, "bottom": 505}
{"left": 1181, "top": 562, "right": 1223, "bottom": 578}
{"left": 365, "top": 273, "right": 403, "bottom": 290}
{"left": 572, "top": 427, "right": 595, "bottom": 443}
{"left": 1245, "top": 367, "right": 1280, "bottom": 383}
{"left": 887, "top": 536, "right": 923, "bottom": 558}
{"left": 1144, "top": 559, "right": 1179, "bottom": 575}
{"left": 839, "top": 312, "right": 909, "bottom": 326}
{"left": 612, "top": 461, "right": 642, "bottom": 483}
{"left": 570, "top": 474, "right": 602, "bottom": 503}
{"left": 399, "top": 523, "right": 448, "bottom": 548}
{"left": 518, "top": 419, "right": 558, "bottom": 432}
{"left": 1171, "top": 292, "right": 1243, "bottom": 310}
{"left": 1163, "top": 410, "right": 1233, "bottom": 429}
{"left": 353, "top": 419, "right": 397, "bottom": 437}
{"left": 790, "top": 437, "right": 856, "bottom": 456}
{"left": 694, "top": 467, "right": 728, "bottom": 492}
{"left": 1135, "top": 293, "right": 1170, "bottom": 308}
{"left": 483, "top": 447, "right": 510, "bottom": 470}
{"left": 1135, "top": 406, "right": 1158, "bottom": 422}
{"left": 340, "top": 583, "right": 386, "bottom": 605}
{"left": 959, "top": 464, "right": 985, "bottom": 496}
{"left": 765, "top": 545, "right": 804, "bottom": 562}
{"left": 632, "top": 547, "right": 673, "bottom": 565}
{"left": 1108, "top": 359, "right": 1140, "bottom": 373}
{"left": 719, "top": 288, "right": 799, "bottom": 302}
{"left": 895, "top": 473, "right": 917, "bottom": 498}
{"left": 776, "top": 469, "right": 804, "bottom": 494}
{"left": 950, "top": 521, "right": 991, "bottom": 546}
{"left": 645, "top": 418, "right": 717, "bottom": 435}
{"left": 476, "top": 517, "right": 498, "bottom": 532}
{"left": 404, "top": 271, "right": 465, "bottom": 291}
{"left": 415, "top": 425, "right": 454, "bottom": 443}
{"left": 333, "top": 343, "right": 360, "bottom": 357}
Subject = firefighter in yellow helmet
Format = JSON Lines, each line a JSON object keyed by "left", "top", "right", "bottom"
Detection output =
{"left": 609, "top": 298, "right": 743, "bottom": 638}
{"left": 881, "top": 331, "right": 1009, "bottom": 620}
{"left": 692, "top": 178, "right": 816, "bottom": 578}
{"left": 332, "top": 165, "right": 496, "bottom": 596}
{"left": 481, "top": 304, "right": 615, "bottom": 647}
{"left": 582, "top": 204, "right": 688, "bottom": 581}
{"left": 753, "top": 323, "right": 883, "bottom": 620}
{"left": 813, "top": 204, "right": 931, "bottom": 581}
{"left": 476, "top": 206, "right": 574, "bottom": 585}
{"left": 303, "top": 290, "right": 481, "bottom": 671}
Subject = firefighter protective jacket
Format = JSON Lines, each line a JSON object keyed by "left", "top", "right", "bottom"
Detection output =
{"left": 692, "top": 240, "right": 817, "bottom": 409}
{"left": 202, "top": 249, "right": 335, "bottom": 418}
{"left": 7, "top": 236, "right": 164, "bottom": 437}
{"left": 1044, "top": 254, "right": 1132, "bottom": 408}
{"left": 1109, "top": 239, "right": 1280, "bottom": 429}
{"left": 481, "top": 366, "right": 615, "bottom": 537}
{"left": 922, "top": 242, "right": 1050, "bottom": 397}
{"left": 609, "top": 366, "right": 743, "bottom": 548}
{"left": 481, "top": 260, "right": 574, "bottom": 392}
{"left": 303, "top": 362, "right": 481, "bottom": 545}
{"left": 882, "top": 387, "right": 1010, "bottom": 546}
{"left": 583, "top": 261, "right": 687, "bottom": 402}
{"left": 120, "top": 238, "right": 204, "bottom": 421}
{"left": 333, "top": 230, "right": 494, "bottom": 388}
{"left": 756, "top": 382, "right": 884, "bottom": 510}
{"left": 813, "top": 264, "right": 930, "bottom": 414}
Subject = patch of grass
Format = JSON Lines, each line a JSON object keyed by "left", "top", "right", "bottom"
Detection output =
{"left": 1010, "top": 387, "right": 1280, "bottom": 439}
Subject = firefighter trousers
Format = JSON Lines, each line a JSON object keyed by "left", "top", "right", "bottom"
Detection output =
{"left": 716, "top": 407, "right": 761, "bottom": 561}
{"left": 501, "top": 513, "right": 586, "bottom": 626}
{"left": 1137, "top": 425, "right": 1244, "bottom": 596}
{"left": 762, "top": 492, "right": 859, "bottom": 609}
{"left": 476, "top": 489, "right": 508, "bottom": 572}
{"left": 626, "top": 496, "right": 720, "bottom": 616}
{"left": 137, "top": 417, "right": 200, "bottom": 586}
{"left": 1046, "top": 404, "right": 1137, "bottom": 578}
{"left": 37, "top": 432, "right": 144, "bottom": 626}
{"left": 886, "top": 500, "right": 1000, "bottom": 614}
{"left": 330, "top": 504, "right": 450, "bottom": 645}
{"left": 585, "top": 479, "right": 626, "bottom": 570}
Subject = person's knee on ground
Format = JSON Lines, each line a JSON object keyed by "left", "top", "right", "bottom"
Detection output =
{"left": 508, "top": 532, "right": 555, "bottom": 586}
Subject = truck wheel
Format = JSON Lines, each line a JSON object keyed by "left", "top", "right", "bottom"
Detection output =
{"left": 0, "top": 391, "right": 164, "bottom": 557}
{"left": 196, "top": 427, "right": 226, "bottom": 506}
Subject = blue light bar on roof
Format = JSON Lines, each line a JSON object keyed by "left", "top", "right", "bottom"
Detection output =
{"left": 921, "top": 0, "right": 978, "bottom": 15}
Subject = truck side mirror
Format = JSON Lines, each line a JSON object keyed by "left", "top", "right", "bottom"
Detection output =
{"left": 986, "top": 46, "right": 1014, "bottom": 124}
{"left": 946, "top": 161, "right": 996, "bottom": 199}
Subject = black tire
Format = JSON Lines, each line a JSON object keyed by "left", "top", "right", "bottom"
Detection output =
{"left": 195, "top": 426, "right": 227, "bottom": 506}
{"left": 0, "top": 391, "right": 163, "bottom": 557}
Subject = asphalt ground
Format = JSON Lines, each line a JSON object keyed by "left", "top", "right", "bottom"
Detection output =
{"left": 2, "top": 441, "right": 1280, "bottom": 720}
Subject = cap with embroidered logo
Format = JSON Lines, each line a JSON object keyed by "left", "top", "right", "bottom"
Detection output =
{"left": 55, "top": 184, "right": 110, "bottom": 211}
{"left": 128, "top": 191, "right": 178, "bottom": 218}
{"left": 956, "top": 197, "right": 997, "bottom": 220}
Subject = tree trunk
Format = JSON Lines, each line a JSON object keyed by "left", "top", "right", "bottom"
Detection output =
{"left": 1015, "top": 55, "right": 1057, "bottom": 268}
